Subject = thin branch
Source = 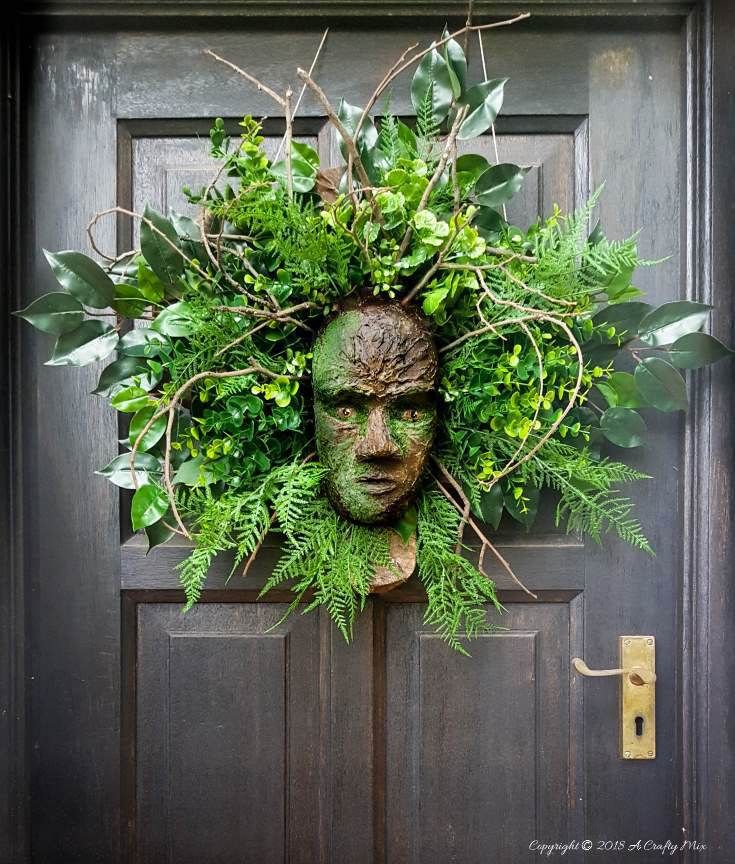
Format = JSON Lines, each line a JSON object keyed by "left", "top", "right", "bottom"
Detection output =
{"left": 241, "top": 511, "right": 277, "bottom": 578}
{"left": 430, "top": 463, "right": 537, "bottom": 599}
{"left": 478, "top": 29, "right": 508, "bottom": 221}
{"left": 204, "top": 49, "right": 286, "bottom": 107}
{"left": 352, "top": 12, "right": 530, "bottom": 145}
{"left": 273, "top": 27, "right": 330, "bottom": 162}
{"left": 284, "top": 87, "right": 294, "bottom": 199}
{"left": 87, "top": 206, "right": 211, "bottom": 282}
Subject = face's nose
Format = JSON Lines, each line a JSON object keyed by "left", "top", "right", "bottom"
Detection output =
{"left": 355, "top": 406, "right": 401, "bottom": 461}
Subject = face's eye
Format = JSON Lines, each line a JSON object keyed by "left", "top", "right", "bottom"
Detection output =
{"left": 336, "top": 406, "right": 354, "bottom": 420}
{"left": 401, "top": 407, "right": 423, "bottom": 422}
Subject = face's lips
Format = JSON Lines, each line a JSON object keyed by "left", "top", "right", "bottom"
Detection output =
{"left": 356, "top": 475, "right": 399, "bottom": 495}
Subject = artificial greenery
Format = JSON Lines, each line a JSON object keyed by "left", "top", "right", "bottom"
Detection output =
{"left": 16, "top": 18, "right": 733, "bottom": 652}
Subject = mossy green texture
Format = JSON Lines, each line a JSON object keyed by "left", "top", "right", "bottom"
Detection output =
{"left": 312, "top": 302, "right": 438, "bottom": 524}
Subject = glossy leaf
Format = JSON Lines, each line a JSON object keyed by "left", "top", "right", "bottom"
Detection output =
{"left": 118, "top": 328, "right": 168, "bottom": 357}
{"left": 93, "top": 356, "right": 148, "bottom": 396}
{"left": 455, "top": 154, "right": 490, "bottom": 186}
{"left": 479, "top": 485, "right": 504, "bottom": 530}
{"left": 45, "top": 320, "right": 118, "bottom": 367}
{"left": 145, "top": 517, "right": 175, "bottom": 552}
{"left": 140, "top": 205, "right": 184, "bottom": 288}
{"left": 14, "top": 292, "right": 84, "bottom": 335}
{"left": 131, "top": 483, "right": 169, "bottom": 531}
{"left": 169, "top": 211, "right": 201, "bottom": 240}
{"left": 503, "top": 484, "right": 539, "bottom": 529}
{"left": 637, "top": 301, "right": 711, "bottom": 347}
{"left": 475, "top": 164, "right": 530, "bottom": 208}
{"left": 270, "top": 155, "right": 317, "bottom": 193}
{"left": 457, "top": 78, "right": 507, "bottom": 140}
{"left": 595, "top": 372, "right": 644, "bottom": 409}
{"left": 95, "top": 451, "right": 161, "bottom": 489}
{"left": 600, "top": 406, "right": 647, "bottom": 448}
{"left": 422, "top": 287, "right": 449, "bottom": 316}
{"left": 110, "top": 385, "right": 152, "bottom": 413}
{"left": 667, "top": 332, "right": 735, "bottom": 369}
{"left": 111, "top": 280, "right": 149, "bottom": 318}
{"left": 394, "top": 506, "right": 417, "bottom": 544}
{"left": 473, "top": 206, "right": 505, "bottom": 240}
{"left": 128, "top": 405, "right": 166, "bottom": 451}
{"left": 136, "top": 262, "right": 166, "bottom": 303}
{"left": 592, "top": 302, "right": 651, "bottom": 342}
{"left": 43, "top": 249, "right": 115, "bottom": 309}
{"left": 442, "top": 29, "right": 467, "bottom": 98}
{"left": 410, "top": 49, "right": 453, "bottom": 124}
{"left": 634, "top": 357, "right": 688, "bottom": 412}
{"left": 151, "top": 301, "right": 199, "bottom": 337}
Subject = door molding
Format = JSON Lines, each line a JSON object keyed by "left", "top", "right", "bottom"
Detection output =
{"left": 3, "top": 2, "right": 734, "bottom": 862}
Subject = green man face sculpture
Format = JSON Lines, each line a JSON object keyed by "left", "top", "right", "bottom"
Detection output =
{"left": 312, "top": 302, "right": 438, "bottom": 524}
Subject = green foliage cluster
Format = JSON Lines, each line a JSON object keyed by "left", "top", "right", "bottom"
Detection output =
{"left": 16, "top": 30, "right": 733, "bottom": 651}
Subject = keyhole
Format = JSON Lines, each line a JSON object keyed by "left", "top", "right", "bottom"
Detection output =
{"left": 634, "top": 715, "right": 645, "bottom": 737}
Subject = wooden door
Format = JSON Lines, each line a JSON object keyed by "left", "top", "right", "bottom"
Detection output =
{"left": 4, "top": 3, "right": 735, "bottom": 863}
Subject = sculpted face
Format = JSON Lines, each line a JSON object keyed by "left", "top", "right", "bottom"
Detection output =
{"left": 312, "top": 302, "right": 438, "bottom": 524}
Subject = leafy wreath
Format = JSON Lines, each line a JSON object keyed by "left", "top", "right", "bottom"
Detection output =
{"left": 17, "top": 14, "right": 733, "bottom": 652}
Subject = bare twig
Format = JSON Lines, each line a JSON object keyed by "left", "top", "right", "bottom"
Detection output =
{"left": 204, "top": 49, "right": 286, "bottom": 107}
{"left": 295, "top": 67, "right": 383, "bottom": 223}
{"left": 352, "top": 12, "right": 530, "bottom": 145}
{"left": 241, "top": 511, "right": 277, "bottom": 578}
{"left": 477, "top": 29, "right": 508, "bottom": 221}
{"left": 87, "top": 206, "right": 211, "bottom": 282}
{"left": 284, "top": 87, "right": 294, "bottom": 198}
{"left": 430, "top": 462, "right": 537, "bottom": 599}
{"left": 273, "top": 27, "right": 330, "bottom": 162}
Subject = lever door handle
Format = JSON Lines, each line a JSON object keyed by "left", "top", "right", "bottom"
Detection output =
{"left": 572, "top": 657, "right": 656, "bottom": 685}
{"left": 572, "top": 636, "right": 656, "bottom": 759}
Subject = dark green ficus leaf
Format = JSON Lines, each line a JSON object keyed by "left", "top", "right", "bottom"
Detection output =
{"left": 475, "top": 163, "right": 530, "bottom": 208}
{"left": 128, "top": 405, "right": 166, "bottom": 451}
{"left": 95, "top": 450, "right": 161, "bottom": 489}
{"left": 457, "top": 78, "right": 507, "bottom": 140}
{"left": 270, "top": 149, "right": 317, "bottom": 193}
{"left": 145, "top": 516, "right": 175, "bottom": 552}
{"left": 14, "top": 292, "right": 84, "bottom": 335}
{"left": 667, "top": 332, "right": 735, "bottom": 369}
{"left": 600, "top": 406, "right": 648, "bottom": 448}
{"left": 479, "top": 484, "right": 504, "bottom": 530}
{"left": 169, "top": 211, "right": 201, "bottom": 240}
{"left": 394, "top": 505, "right": 417, "bottom": 544}
{"left": 634, "top": 356, "right": 688, "bottom": 412}
{"left": 595, "top": 372, "right": 644, "bottom": 409}
{"left": 455, "top": 154, "right": 490, "bottom": 187}
{"left": 603, "top": 263, "right": 635, "bottom": 302}
{"left": 410, "top": 49, "right": 454, "bottom": 124}
{"left": 131, "top": 482, "right": 169, "bottom": 531}
{"left": 45, "top": 320, "right": 118, "bottom": 367}
{"left": 336, "top": 98, "right": 379, "bottom": 155}
{"left": 473, "top": 206, "right": 505, "bottom": 240}
{"left": 43, "top": 249, "right": 115, "bottom": 309}
{"left": 637, "top": 300, "right": 711, "bottom": 347}
{"left": 136, "top": 263, "right": 166, "bottom": 303}
{"left": 504, "top": 485, "right": 539, "bottom": 529}
{"left": 140, "top": 205, "right": 184, "bottom": 288}
{"left": 442, "top": 29, "right": 467, "bottom": 98}
{"left": 592, "top": 302, "right": 652, "bottom": 342}
{"left": 118, "top": 328, "right": 168, "bottom": 357}
{"left": 111, "top": 280, "right": 150, "bottom": 319}
{"left": 588, "top": 220, "right": 604, "bottom": 246}
{"left": 93, "top": 356, "right": 149, "bottom": 396}
{"left": 151, "top": 301, "right": 199, "bottom": 337}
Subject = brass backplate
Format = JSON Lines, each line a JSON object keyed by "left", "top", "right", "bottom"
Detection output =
{"left": 620, "top": 636, "right": 656, "bottom": 759}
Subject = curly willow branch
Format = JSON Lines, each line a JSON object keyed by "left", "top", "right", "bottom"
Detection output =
{"left": 430, "top": 460, "right": 537, "bottom": 599}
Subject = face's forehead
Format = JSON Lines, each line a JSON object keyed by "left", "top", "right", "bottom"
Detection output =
{"left": 313, "top": 305, "right": 438, "bottom": 399}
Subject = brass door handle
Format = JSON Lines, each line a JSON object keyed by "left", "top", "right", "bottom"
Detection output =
{"left": 572, "top": 657, "right": 656, "bottom": 686}
{"left": 572, "top": 636, "right": 656, "bottom": 759}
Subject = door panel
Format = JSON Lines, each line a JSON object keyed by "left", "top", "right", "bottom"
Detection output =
{"left": 21, "top": 13, "right": 704, "bottom": 864}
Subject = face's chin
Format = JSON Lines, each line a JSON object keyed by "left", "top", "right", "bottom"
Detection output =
{"left": 326, "top": 464, "right": 417, "bottom": 525}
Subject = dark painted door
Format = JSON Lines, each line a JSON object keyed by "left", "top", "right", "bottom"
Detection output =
{"left": 9, "top": 3, "right": 735, "bottom": 863}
